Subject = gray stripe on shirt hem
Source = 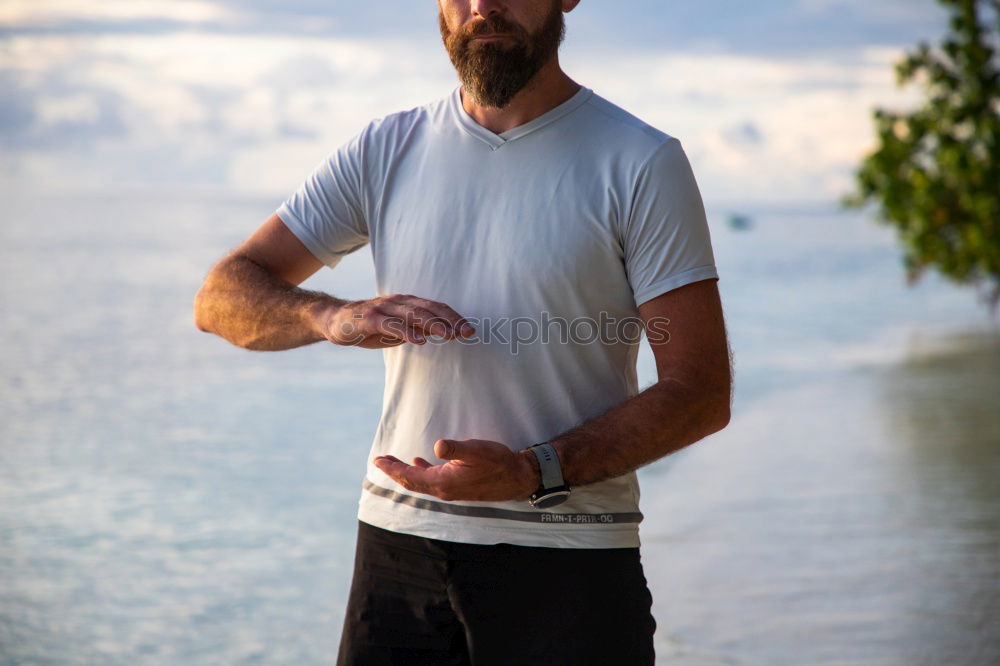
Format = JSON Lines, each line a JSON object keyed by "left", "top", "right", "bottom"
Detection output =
{"left": 363, "top": 479, "right": 643, "bottom": 525}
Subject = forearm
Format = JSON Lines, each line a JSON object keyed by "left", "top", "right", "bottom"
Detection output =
{"left": 194, "top": 255, "right": 343, "bottom": 351}
{"left": 373, "top": 281, "right": 733, "bottom": 502}
{"left": 546, "top": 374, "right": 731, "bottom": 488}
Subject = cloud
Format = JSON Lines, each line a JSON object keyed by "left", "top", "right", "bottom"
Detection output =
{"left": 0, "top": 1, "right": 948, "bottom": 201}
{"left": 565, "top": 46, "right": 922, "bottom": 203}
{"left": 569, "top": 0, "right": 947, "bottom": 57}
{"left": 0, "top": 72, "right": 35, "bottom": 135}
{"left": 0, "top": 1, "right": 415, "bottom": 40}
{"left": 0, "top": 66, "right": 128, "bottom": 151}
{"left": 0, "top": 31, "right": 455, "bottom": 190}
{"left": 796, "top": 0, "right": 939, "bottom": 23}
{"left": 1, "top": 1, "right": 948, "bottom": 55}
{"left": 722, "top": 122, "right": 765, "bottom": 148}
{"left": 0, "top": 0, "right": 239, "bottom": 25}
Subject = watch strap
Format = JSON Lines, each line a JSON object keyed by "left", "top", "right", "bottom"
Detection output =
{"left": 528, "top": 442, "right": 565, "bottom": 490}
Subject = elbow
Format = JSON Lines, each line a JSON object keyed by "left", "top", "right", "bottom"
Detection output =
{"left": 694, "top": 399, "right": 730, "bottom": 442}
{"left": 193, "top": 297, "right": 206, "bottom": 333}
{"left": 711, "top": 370, "right": 733, "bottom": 433}
{"left": 192, "top": 259, "right": 232, "bottom": 334}
{"left": 713, "top": 375, "right": 733, "bottom": 433}
{"left": 192, "top": 282, "right": 214, "bottom": 333}
{"left": 702, "top": 377, "right": 732, "bottom": 436}
{"left": 712, "top": 399, "right": 732, "bottom": 434}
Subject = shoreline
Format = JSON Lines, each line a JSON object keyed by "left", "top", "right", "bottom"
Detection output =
{"left": 640, "top": 328, "right": 1000, "bottom": 665}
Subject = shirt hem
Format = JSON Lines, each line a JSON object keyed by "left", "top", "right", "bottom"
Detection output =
{"left": 633, "top": 265, "right": 719, "bottom": 307}
{"left": 275, "top": 204, "right": 342, "bottom": 267}
{"left": 358, "top": 499, "right": 642, "bottom": 549}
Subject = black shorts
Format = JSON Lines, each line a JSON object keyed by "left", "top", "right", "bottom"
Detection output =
{"left": 337, "top": 520, "right": 656, "bottom": 666}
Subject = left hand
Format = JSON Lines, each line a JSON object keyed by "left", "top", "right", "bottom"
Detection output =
{"left": 373, "top": 439, "right": 539, "bottom": 502}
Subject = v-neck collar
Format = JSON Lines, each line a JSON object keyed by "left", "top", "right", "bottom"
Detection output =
{"left": 450, "top": 85, "right": 593, "bottom": 151}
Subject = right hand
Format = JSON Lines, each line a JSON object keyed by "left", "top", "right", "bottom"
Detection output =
{"left": 321, "top": 294, "right": 477, "bottom": 349}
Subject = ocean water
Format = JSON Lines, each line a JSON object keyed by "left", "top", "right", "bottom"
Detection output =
{"left": 1, "top": 189, "right": 997, "bottom": 665}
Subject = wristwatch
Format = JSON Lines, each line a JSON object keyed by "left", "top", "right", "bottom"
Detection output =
{"left": 526, "top": 442, "right": 571, "bottom": 509}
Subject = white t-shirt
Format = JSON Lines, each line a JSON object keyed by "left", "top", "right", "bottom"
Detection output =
{"left": 277, "top": 86, "right": 718, "bottom": 548}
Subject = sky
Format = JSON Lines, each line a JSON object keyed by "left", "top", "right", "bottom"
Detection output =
{"left": 0, "top": 0, "right": 951, "bottom": 204}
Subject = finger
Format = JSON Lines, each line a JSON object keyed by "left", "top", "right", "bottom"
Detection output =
{"left": 373, "top": 456, "right": 411, "bottom": 477}
{"left": 369, "top": 312, "right": 425, "bottom": 345}
{"left": 435, "top": 438, "right": 510, "bottom": 463}
{"left": 456, "top": 320, "right": 476, "bottom": 338}
{"left": 434, "top": 439, "right": 464, "bottom": 461}
{"left": 370, "top": 335, "right": 406, "bottom": 348}
{"left": 374, "top": 457, "right": 440, "bottom": 495}
{"left": 387, "top": 303, "right": 455, "bottom": 338}
{"left": 378, "top": 301, "right": 453, "bottom": 339}
{"left": 385, "top": 296, "right": 476, "bottom": 338}
{"left": 412, "top": 457, "right": 433, "bottom": 468}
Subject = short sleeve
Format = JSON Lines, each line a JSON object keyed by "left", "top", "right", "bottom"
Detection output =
{"left": 276, "top": 127, "right": 371, "bottom": 268}
{"left": 623, "top": 138, "right": 718, "bottom": 307}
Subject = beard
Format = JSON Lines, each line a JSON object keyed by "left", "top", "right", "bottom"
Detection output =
{"left": 439, "top": 4, "right": 565, "bottom": 109}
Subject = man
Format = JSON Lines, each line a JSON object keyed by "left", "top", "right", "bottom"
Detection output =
{"left": 194, "top": 0, "right": 731, "bottom": 663}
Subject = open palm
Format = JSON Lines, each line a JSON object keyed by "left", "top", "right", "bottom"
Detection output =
{"left": 374, "top": 438, "right": 537, "bottom": 502}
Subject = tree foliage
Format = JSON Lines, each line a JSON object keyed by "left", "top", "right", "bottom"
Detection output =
{"left": 847, "top": 0, "right": 1000, "bottom": 307}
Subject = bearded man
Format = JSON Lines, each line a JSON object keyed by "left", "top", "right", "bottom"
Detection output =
{"left": 194, "top": 1, "right": 732, "bottom": 664}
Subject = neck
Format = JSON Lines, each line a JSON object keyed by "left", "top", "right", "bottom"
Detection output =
{"left": 461, "top": 57, "right": 581, "bottom": 134}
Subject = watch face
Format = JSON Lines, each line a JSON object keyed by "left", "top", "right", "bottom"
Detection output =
{"left": 531, "top": 490, "right": 571, "bottom": 509}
